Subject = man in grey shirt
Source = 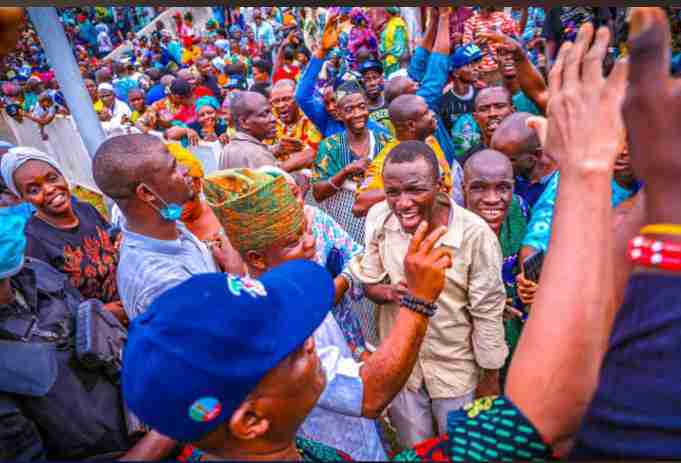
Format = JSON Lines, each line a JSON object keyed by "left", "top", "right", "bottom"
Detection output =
{"left": 219, "top": 91, "right": 312, "bottom": 173}
{"left": 93, "top": 134, "right": 218, "bottom": 320}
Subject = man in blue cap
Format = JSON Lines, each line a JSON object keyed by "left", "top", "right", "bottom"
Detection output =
{"left": 440, "top": 43, "right": 485, "bottom": 160}
{"left": 200, "top": 167, "right": 452, "bottom": 459}
{"left": 358, "top": 59, "right": 393, "bottom": 135}
{"left": 123, "top": 232, "right": 451, "bottom": 461}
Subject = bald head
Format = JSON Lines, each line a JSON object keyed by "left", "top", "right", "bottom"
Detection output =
{"left": 94, "top": 67, "right": 112, "bottom": 84}
{"left": 271, "top": 78, "right": 296, "bottom": 94}
{"left": 490, "top": 112, "right": 540, "bottom": 177}
{"left": 491, "top": 112, "right": 540, "bottom": 155}
{"left": 176, "top": 68, "right": 193, "bottom": 81}
{"left": 388, "top": 94, "right": 424, "bottom": 125}
{"left": 464, "top": 149, "right": 513, "bottom": 182}
{"left": 93, "top": 134, "right": 169, "bottom": 200}
{"left": 385, "top": 76, "right": 417, "bottom": 104}
{"left": 231, "top": 91, "right": 267, "bottom": 124}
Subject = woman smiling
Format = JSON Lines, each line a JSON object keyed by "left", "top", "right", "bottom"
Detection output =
{"left": 0, "top": 147, "right": 126, "bottom": 324}
{"left": 165, "top": 96, "right": 230, "bottom": 148}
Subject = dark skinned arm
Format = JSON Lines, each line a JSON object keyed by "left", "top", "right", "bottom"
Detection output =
{"left": 312, "top": 170, "right": 348, "bottom": 202}
{"left": 506, "top": 22, "right": 627, "bottom": 452}
{"left": 118, "top": 431, "right": 177, "bottom": 461}
{"left": 431, "top": 8, "right": 451, "bottom": 55}
{"left": 279, "top": 148, "right": 315, "bottom": 173}
{"left": 420, "top": 7, "right": 437, "bottom": 52}
{"left": 352, "top": 190, "right": 386, "bottom": 218}
{"left": 481, "top": 30, "right": 550, "bottom": 114}
{"left": 511, "top": 41, "right": 549, "bottom": 113}
{"left": 313, "top": 157, "right": 368, "bottom": 202}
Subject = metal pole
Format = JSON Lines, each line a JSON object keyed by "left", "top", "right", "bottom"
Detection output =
{"left": 27, "top": 7, "right": 105, "bottom": 159}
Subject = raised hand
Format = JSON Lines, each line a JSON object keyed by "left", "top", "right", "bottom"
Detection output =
{"left": 404, "top": 221, "right": 453, "bottom": 303}
{"left": 321, "top": 13, "right": 340, "bottom": 54}
{"left": 542, "top": 22, "right": 628, "bottom": 177}
{"left": 623, "top": 7, "right": 681, "bottom": 223}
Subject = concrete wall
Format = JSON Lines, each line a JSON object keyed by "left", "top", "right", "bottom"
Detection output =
{"left": 0, "top": 112, "right": 222, "bottom": 193}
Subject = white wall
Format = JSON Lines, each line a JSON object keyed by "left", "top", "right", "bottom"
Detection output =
{"left": 0, "top": 112, "right": 222, "bottom": 194}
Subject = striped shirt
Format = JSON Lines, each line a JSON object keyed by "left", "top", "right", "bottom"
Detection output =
{"left": 463, "top": 12, "right": 519, "bottom": 72}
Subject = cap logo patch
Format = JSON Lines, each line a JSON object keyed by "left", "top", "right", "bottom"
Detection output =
{"left": 189, "top": 397, "right": 222, "bottom": 422}
{"left": 226, "top": 274, "right": 267, "bottom": 298}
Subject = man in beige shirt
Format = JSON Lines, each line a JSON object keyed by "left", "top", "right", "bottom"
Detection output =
{"left": 349, "top": 140, "right": 508, "bottom": 447}
{"left": 219, "top": 91, "right": 315, "bottom": 173}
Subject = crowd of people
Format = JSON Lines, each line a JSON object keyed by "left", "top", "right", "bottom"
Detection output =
{"left": 0, "top": 5, "right": 681, "bottom": 462}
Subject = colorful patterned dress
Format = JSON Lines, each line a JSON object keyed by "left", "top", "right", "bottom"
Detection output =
{"left": 379, "top": 15, "right": 409, "bottom": 77}
{"left": 307, "top": 205, "right": 367, "bottom": 360}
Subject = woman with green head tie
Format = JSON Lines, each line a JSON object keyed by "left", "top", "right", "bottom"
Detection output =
{"left": 166, "top": 95, "right": 231, "bottom": 148}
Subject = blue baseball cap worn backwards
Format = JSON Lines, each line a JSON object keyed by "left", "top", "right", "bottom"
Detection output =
{"left": 122, "top": 260, "right": 335, "bottom": 443}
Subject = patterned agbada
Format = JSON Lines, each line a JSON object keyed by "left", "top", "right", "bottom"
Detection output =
{"left": 203, "top": 169, "right": 303, "bottom": 254}
{"left": 357, "top": 137, "right": 453, "bottom": 196}
{"left": 393, "top": 396, "right": 552, "bottom": 461}
{"left": 312, "top": 129, "right": 392, "bottom": 185}
{"left": 305, "top": 205, "right": 367, "bottom": 360}
{"left": 311, "top": 129, "right": 392, "bottom": 245}
{"left": 274, "top": 113, "right": 323, "bottom": 160}
{"left": 379, "top": 13, "right": 409, "bottom": 76}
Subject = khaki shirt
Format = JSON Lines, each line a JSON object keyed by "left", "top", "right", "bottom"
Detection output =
{"left": 349, "top": 196, "right": 508, "bottom": 398}
{"left": 219, "top": 131, "right": 277, "bottom": 170}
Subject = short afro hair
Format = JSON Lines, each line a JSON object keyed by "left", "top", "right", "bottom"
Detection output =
{"left": 383, "top": 140, "right": 440, "bottom": 183}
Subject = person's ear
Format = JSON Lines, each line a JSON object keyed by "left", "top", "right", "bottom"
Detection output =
{"left": 135, "top": 183, "right": 156, "bottom": 204}
{"left": 406, "top": 119, "right": 417, "bottom": 135}
{"left": 244, "top": 250, "right": 267, "bottom": 272}
{"left": 192, "top": 177, "right": 202, "bottom": 195}
{"left": 229, "top": 399, "right": 270, "bottom": 441}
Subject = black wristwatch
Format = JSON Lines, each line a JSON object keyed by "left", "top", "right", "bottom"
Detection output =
{"left": 400, "top": 294, "right": 438, "bottom": 318}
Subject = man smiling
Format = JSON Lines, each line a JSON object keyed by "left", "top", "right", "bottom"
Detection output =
{"left": 350, "top": 140, "right": 507, "bottom": 446}
{"left": 463, "top": 149, "right": 529, "bottom": 387}
{"left": 460, "top": 86, "right": 516, "bottom": 164}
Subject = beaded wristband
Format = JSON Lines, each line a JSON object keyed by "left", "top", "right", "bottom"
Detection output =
{"left": 628, "top": 235, "right": 681, "bottom": 272}
{"left": 400, "top": 294, "right": 438, "bottom": 318}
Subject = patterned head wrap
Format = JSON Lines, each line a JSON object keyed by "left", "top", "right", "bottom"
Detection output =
{"left": 203, "top": 168, "right": 303, "bottom": 254}
{"left": 385, "top": 7, "right": 401, "bottom": 15}
{"left": 195, "top": 95, "right": 220, "bottom": 113}
{"left": 166, "top": 143, "right": 204, "bottom": 179}
{"left": 334, "top": 79, "right": 365, "bottom": 104}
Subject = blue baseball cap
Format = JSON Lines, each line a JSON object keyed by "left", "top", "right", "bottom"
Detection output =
{"left": 450, "top": 44, "right": 483, "bottom": 72}
{"left": 122, "top": 260, "right": 335, "bottom": 443}
{"left": 358, "top": 59, "right": 383, "bottom": 76}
